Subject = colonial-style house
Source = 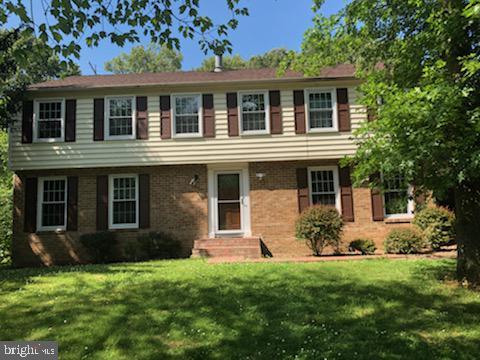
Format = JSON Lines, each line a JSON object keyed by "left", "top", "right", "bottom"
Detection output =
{"left": 9, "top": 61, "right": 415, "bottom": 266}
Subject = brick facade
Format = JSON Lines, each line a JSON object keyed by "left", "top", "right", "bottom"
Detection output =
{"left": 13, "top": 160, "right": 412, "bottom": 266}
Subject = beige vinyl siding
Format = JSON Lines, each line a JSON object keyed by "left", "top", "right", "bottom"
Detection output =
{"left": 10, "top": 85, "right": 366, "bottom": 170}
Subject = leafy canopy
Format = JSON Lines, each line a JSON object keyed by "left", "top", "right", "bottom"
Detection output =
{"left": 0, "top": 28, "right": 80, "bottom": 127}
{"left": 104, "top": 44, "right": 183, "bottom": 74}
{"left": 290, "top": 0, "right": 480, "bottom": 199}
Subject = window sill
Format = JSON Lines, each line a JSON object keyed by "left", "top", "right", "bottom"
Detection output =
{"left": 35, "top": 229, "right": 67, "bottom": 234}
{"left": 33, "top": 138, "right": 64, "bottom": 143}
{"left": 384, "top": 217, "right": 414, "bottom": 224}
{"left": 307, "top": 129, "right": 339, "bottom": 134}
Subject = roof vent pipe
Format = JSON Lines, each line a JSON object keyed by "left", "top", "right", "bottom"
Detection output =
{"left": 214, "top": 54, "right": 223, "bottom": 72}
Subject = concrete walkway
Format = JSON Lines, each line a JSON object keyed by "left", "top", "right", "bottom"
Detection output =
{"left": 208, "top": 250, "right": 457, "bottom": 264}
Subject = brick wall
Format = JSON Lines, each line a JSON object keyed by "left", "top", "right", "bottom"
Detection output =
{"left": 249, "top": 161, "right": 412, "bottom": 257}
{"left": 13, "top": 165, "right": 208, "bottom": 266}
{"left": 13, "top": 160, "right": 413, "bottom": 266}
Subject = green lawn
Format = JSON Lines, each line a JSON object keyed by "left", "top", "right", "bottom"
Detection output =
{"left": 1, "top": 259, "right": 480, "bottom": 359}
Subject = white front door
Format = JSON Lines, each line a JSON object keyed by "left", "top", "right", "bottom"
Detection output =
{"left": 208, "top": 165, "right": 251, "bottom": 237}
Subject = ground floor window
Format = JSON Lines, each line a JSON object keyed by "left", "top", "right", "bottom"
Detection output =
{"left": 308, "top": 166, "right": 340, "bottom": 210}
{"left": 383, "top": 174, "right": 414, "bottom": 217}
{"left": 109, "top": 174, "right": 138, "bottom": 229}
{"left": 38, "top": 177, "right": 67, "bottom": 231}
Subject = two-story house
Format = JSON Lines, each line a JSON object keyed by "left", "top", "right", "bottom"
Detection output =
{"left": 9, "top": 62, "right": 415, "bottom": 266}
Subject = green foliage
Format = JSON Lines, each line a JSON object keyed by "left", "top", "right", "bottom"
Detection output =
{"left": 295, "top": 206, "right": 344, "bottom": 256}
{"left": 414, "top": 206, "right": 456, "bottom": 250}
{"left": 124, "top": 231, "right": 182, "bottom": 262}
{"left": 384, "top": 228, "right": 426, "bottom": 254}
{"left": 0, "top": 1, "right": 249, "bottom": 59}
{"left": 195, "top": 48, "right": 290, "bottom": 71}
{"left": 348, "top": 238, "right": 376, "bottom": 255}
{"left": 0, "top": 29, "right": 80, "bottom": 128}
{"left": 104, "top": 44, "right": 183, "bottom": 74}
{"left": 0, "top": 131, "right": 11, "bottom": 264}
{"left": 79, "top": 232, "right": 118, "bottom": 263}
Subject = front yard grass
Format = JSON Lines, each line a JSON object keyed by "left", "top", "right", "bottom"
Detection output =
{"left": 1, "top": 258, "right": 480, "bottom": 359}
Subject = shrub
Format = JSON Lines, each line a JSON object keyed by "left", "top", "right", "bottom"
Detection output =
{"left": 295, "top": 206, "right": 344, "bottom": 256}
{"left": 384, "top": 228, "right": 426, "bottom": 254}
{"left": 137, "top": 231, "right": 182, "bottom": 260}
{"left": 349, "top": 239, "right": 376, "bottom": 255}
{"left": 79, "top": 232, "right": 118, "bottom": 263}
{"left": 413, "top": 206, "right": 455, "bottom": 250}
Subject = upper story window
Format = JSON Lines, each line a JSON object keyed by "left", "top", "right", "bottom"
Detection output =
{"left": 109, "top": 174, "right": 138, "bottom": 229}
{"left": 34, "top": 99, "right": 64, "bottom": 141}
{"left": 172, "top": 94, "right": 202, "bottom": 137}
{"left": 308, "top": 166, "right": 340, "bottom": 211}
{"left": 306, "top": 89, "right": 337, "bottom": 132}
{"left": 106, "top": 96, "right": 135, "bottom": 140}
{"left": 383, "top": 174, "right": 414, "bottom": 217}
{"left": 240, "top": 92, "right": 269, "bottom": 134}
{"left": 37, "top": 177, "right": 67, "bottom": 231}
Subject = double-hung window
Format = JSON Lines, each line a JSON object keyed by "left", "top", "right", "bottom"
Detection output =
{"left": 34, "top": 99, "right": 64, "bottom": 141}
{"left": 172, "top": 94, "right": 202, "bottom": 137}
{"left": 308, "top": 166, "right": 340, "bottom": 210}
{"left": 106, "top": 96, "right": 135, "bottom": 139}
{"left": 240, "top": 92, "right": 269, "bottom": 134}
{"left": 109, "top": 175, "right": 138, "bottom": 229}
{"left": 383, "top": 174, "right": 414, "bottom": 217}
{"left": 37, "top": 177, "right": 67, "bottom": 231}
{"left": 306, "top": 89, "right": 337, "bottom": 131}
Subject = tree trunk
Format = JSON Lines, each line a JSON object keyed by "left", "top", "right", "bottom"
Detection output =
{"left": 455, "top": 180, "right": 480, "bottom": 286}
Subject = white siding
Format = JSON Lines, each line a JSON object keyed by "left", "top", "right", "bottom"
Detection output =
{"left": 10, "top": 86, "right": 367, "bottom": 170}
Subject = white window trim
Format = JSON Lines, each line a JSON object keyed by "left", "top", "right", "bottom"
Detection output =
{"left": 104, "top": 96, "right": 136, "bottom": 140}
{"left": 383, "top": 182, "right": 415, "bottom": 219}
{"left": 304, "top": 88, "right": 338, "bottom": 133}
{"left": 33, "top": 98, "right": 65, "bottom": 142}
{"left": 37, "top": 176, "right": 68, "bottom": 232}
{"left": 108, "top": 174, "right": 139, "bottom": 229}
{"left": 171, "top": 93, "right": 203, "bottom": 138}
{"left": 307, "top": 166, "right": 342, "bottom": 212}
{"left": 238, "top": 90, "right": 270, "bottom": 135}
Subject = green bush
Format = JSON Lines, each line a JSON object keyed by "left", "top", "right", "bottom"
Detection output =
{"left": 413, "top": 206, "right": 455, "bottom": 250}
{"left": 136, "top": 231, "right": 182, "bottom": 260}
{"left": 295, "top": 206, "right": 344, "bottom": 256}
{"left": 0, "top": 131, "right": 12, "bottom": 265}
{"left": 384, "top": 228, "right": 426, "bottom": 254}
{"left": 79, "top": 232, "right": 118, "bottom": 263}
{"left": 349, "top": 238, "right": 376, "bottom": 255}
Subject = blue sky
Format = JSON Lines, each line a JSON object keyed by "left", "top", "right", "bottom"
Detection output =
{"left": 11, "top": 0, "right": 344, "bottom": 74}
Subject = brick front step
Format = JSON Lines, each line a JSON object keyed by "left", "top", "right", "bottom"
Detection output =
{"left": 192, "top": 237, "right": 262, "bottom": 259}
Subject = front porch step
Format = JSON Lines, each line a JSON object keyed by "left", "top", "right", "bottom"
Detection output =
{"left": 191, "top": 237, "right": 262, "bottom": 259}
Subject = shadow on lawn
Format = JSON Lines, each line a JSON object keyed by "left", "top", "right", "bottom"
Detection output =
{"left": 1, "top": 260, "right": 480, "bottom": 359}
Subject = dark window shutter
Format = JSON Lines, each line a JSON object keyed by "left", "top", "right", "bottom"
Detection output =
{"left": 96, "top": 175, "right": 108, "bottom": 230}
{"left": 65, "top": 99, "right": 76, "bottom": 142}
{"left": 337, "top": 88, "right": 351, "bottom": 132}
{"left": 22, "top": 101, "right": 33, "bottom": 143}
{"left": 139, "top": 174, "right": 150, "bottom": 229}
{"left": 296, "top": 168, "right": 309, "bottom": 213}
{"left": 160, "top": 95, "right": 171, "bottom": 139}
{"left": 67, "top": 176, "right": 78, "bottom": 231}
{"left": 226, "top": 92, "right": 239, "bottom": 136}
{"left": 269, "top": 90, "right": 282, "bottom": 134}
{"left": 94, "top": 98, "right": 104, "bottom": 141}
{"left": 293, "top": 90, "right": 306, "bottom": 134}
{"left": 24, "top": 177, "right": 37, "bottom": 233}
{"left": 203, "top": 94, "right": 215, "bottom": 137}
{"left": 339, "top": 166, "right": 354, "bottom": 222}
{"left": 136, "top": 96, "right": 148, "bottom": 140}
{"left": 370, "top": 173, "right": 384, "bottom": 221}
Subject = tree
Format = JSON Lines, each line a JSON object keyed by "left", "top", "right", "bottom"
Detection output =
{"left": 105, "top": 44, "right": 183, "bottom": 74}
{"left": 0, "top": 28, "right": 80, "bottom": 128}
{"left": 290, "top": 0, "right": 480, "bottom": 284}
{"left": 195, "top": 48, "right": 290, "bottom": 71}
